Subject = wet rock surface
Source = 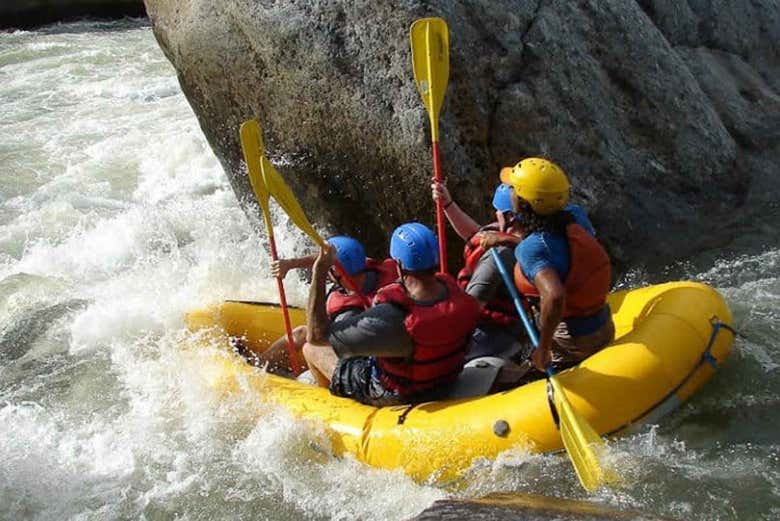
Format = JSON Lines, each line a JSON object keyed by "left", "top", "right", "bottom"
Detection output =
{"left": 144, "top": 0, "right": 780, "bottom": 272}
{"left": 410, "top": 492, "right": 674, "bottom": 520}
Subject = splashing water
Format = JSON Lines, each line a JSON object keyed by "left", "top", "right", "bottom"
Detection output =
{"left": 0, "top": 20, "right": 778, "bottom": 521}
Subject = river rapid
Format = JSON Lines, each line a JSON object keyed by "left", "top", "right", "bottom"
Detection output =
{"left": 0, "top": 20, "right": 777, "bottom": 521}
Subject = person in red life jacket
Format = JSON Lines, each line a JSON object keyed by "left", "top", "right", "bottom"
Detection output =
{"left": 301, "top": 222, "right": 480, "bottom": 406}
{"left": 500, "top": 158, "right": 614, "bottom": 373}
{"left": 431, "top": 178, "right": 528, "bottom": 361}
{"left": 252, "top": 236, "right": 397, "bottom": 376}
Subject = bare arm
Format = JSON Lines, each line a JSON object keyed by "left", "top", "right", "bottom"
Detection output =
{"left": 479, "top": 231, "right": 522, "bottom": 250}
{"left": 530, "top": 267, "right": 566, "bottom": 371}
{"left": 306, "top": 246, "right": 336, "bottom": 344}
{"left": 431, "top": 181, "right": 480, "bottom": 240}
{"left": 271, "top": 254, "right": 317, "bottom": 279}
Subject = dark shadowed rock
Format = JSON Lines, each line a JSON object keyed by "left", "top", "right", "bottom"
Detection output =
{"left": 410, "top": 492, "right": 674, "bottom": 520}
{"left": 143, "top": 0, "right": 780, "bottom": 272}
{"left": 0, "top": 0, "right": 146, "bottom": 29}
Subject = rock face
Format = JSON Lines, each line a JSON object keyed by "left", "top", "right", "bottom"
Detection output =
{"left": 412, "top": 492, "right": 673, "bottom": 520}
{"left": 144, "top": 0, "right": 780, "bottom": 272}
{"left": 0, "top": 1, "right": 146, "bottom": 29}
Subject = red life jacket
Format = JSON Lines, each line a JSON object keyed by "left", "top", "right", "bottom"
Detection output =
{"left": 325, "top": 258, "right": 398, "bottom": 320}
{"left": 373, "top": 274, "right": 480, "bottom": 396}
{"left": 456, "top": 225, "right": 521, "bottom": 326}
{"left": 513, "top": 223, "right": 611, "bottom": 318}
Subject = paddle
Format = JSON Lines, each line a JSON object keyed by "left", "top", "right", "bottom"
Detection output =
{"left": 239, "top": 119, "right": 302, "bottom": 375}
{"left": 490, "top": 248, "right": 616, "bottom": 492}
{"left": 410, "top": 17, "right": 450, "bottom": 274}
{"left": 544, "top": 367, "right": 619, "bottom": 491}
{"left": 240, "top": 120, "right": 369, "bottom": 307}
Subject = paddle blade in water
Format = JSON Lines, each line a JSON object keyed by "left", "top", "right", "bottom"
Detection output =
{"left": 549, "top": 375, "right": 620, "bottom": 492}
{"left": 410, "top": 17, "right": 449, "bottom": 139}
{"left": 239, "top": 120, "right": 270, "bottom": 206}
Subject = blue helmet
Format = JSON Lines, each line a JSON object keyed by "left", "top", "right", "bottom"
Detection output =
{"left": 327, "top": 236, "right": 366, "bottom": 276}
{"left": 389, "top": 222, "right": 439, "bottom": 272}
{"left": 491, "top": 183, "right": 514, "bottom": 212}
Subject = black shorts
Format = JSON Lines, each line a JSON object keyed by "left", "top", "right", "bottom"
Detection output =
{"left": 329, "top": 357, "right": 405, "bottom": 407}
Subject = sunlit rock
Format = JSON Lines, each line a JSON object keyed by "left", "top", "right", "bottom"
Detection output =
{"left": 144, "top": 0, "right": 780, "bottom": 270}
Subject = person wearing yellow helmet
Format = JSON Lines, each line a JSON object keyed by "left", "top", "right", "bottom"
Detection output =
{"left": 500, "top": 158, "right": 614, "bottom": 373}
{"left": 500, "top": 157, "right": 571, "bottom": 216}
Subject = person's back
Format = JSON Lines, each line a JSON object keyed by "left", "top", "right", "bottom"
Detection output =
{"left": 513, "top": 203, "right": 599, "bottom": 288}
{"left": 373, "top": 265, "right": 479, "bottom": 399}
{"left": 514, "top": 206, "right": 611, "bottom": 321}
{"left": 501, "top": 158, "right": 614, "bottom": 372}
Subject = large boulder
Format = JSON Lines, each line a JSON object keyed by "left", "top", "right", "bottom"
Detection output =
{"left": 144, "top": 0, "right": 780, "bottom": 272}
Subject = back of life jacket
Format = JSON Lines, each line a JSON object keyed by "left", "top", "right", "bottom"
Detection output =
{"left": 513, "top": 223, "right": 611, "bottom": 319}
{"left": 326, "top": 258, "right": 398, "bottom": 320}
{"left": 456, "top": 223, "right": 501, "bottom": 287}
{"left": 456, "top": 224, "right": 521, "bottom": 326}
{"left": 373, "top": 273, "right": 480, "bottom": 396}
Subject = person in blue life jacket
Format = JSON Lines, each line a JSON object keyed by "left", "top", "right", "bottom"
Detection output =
{"left": 250, "top": 236, "right": 397, "bottom": 376}
{"left": 302, "top": 222, "right": 480, "bottom": 406}
{"left": 431, "top": 176, "right": 530, "bottom": 364}
{"left": 499, "top": 158, "right": 614, "bottom": 374}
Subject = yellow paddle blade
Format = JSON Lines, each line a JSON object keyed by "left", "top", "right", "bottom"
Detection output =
{"left": 239, "top": 120, "right": 270, "bottom": 207}
{"left": 260, "top": 154, "right": 325, "bottom": 247}
{"left": 549, "top": 376, "right": 620, "bottom": 492}
{"left": 410, "top": 17, "right": 449, "bottom": 141}
{"left": 238, "top": 119, "right": 324, "bottom": 246}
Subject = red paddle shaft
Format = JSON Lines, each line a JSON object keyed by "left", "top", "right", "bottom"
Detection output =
{"left": 432, "top": 141, "right": 448, "bottom": 274}
{"left": 266, "top": 231, "right": 303, "bottom": 376}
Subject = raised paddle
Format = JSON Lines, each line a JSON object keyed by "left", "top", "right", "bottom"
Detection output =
{"left": 239, "top": 119, "right": 302, "bottom": 375}
{"left": 411, "top": 17, "right": 450, "bottom": 274}
{"left": 241, "top": 120, "right": 370, "bottom": 307}
{"left": 490, "top": 248, "right": 618, "bottom": 492}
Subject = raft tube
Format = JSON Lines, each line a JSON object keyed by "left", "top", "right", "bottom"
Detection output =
{"left": 185, "top": 281, "right": 735, "bottom": 483}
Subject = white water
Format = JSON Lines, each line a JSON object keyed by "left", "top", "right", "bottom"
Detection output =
{"left": 0, "top": 20, "right": 778, "bottom": 521}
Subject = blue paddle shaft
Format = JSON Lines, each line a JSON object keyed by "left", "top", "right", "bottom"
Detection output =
{"left": 490, "top": 248, "right": 540, "bottom": 348}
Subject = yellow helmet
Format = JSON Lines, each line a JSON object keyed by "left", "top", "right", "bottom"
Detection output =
{"left": 499, "top": 158, "right": 570, "bottom": 215}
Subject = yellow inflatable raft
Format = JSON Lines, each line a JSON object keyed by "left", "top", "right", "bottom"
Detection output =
{"left": 186, "top": 281, "right": 735, "bottom": 483}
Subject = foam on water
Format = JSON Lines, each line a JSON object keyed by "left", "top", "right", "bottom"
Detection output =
{"left": 1, "top": 19, "right": 778, "bottom": 521}
{"left": 0, "top": 19, "right": 437, "bottom": 521}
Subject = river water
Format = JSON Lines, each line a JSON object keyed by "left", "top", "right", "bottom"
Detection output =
{"left": 0, "top": 20, "right": 777, "bottom": 521}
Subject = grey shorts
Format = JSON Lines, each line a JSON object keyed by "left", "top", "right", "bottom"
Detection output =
{"left": 465, "top": 322, "right": 530, "bottom": 361}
